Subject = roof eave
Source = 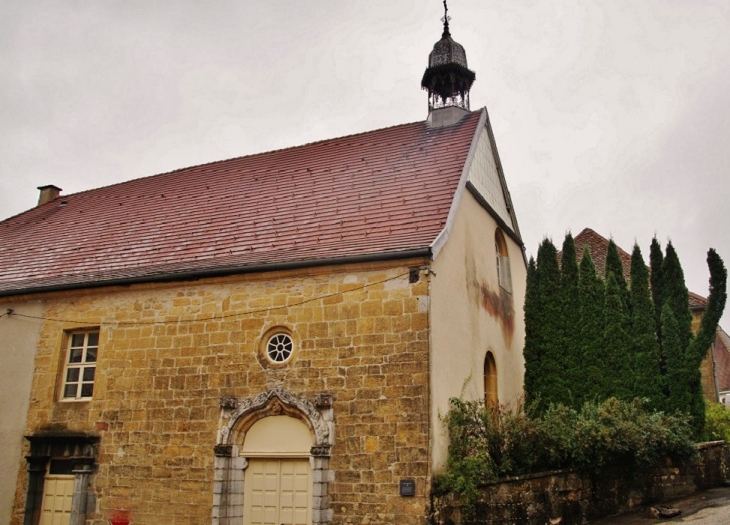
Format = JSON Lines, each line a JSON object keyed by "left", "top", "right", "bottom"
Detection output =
{"left": 465, "top": 181, "right": 525, "bottom": 251}
{"left": 0, "top": 248, "right": 433, "bottom": 299}
{"left": 482, "top": 106, "right": 527, "bottom": 267}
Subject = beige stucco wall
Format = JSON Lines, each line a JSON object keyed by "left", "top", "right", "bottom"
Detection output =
{"left": 0, "top": 300, "right": 44, "bottom": 525}
{"left": 429, "top": 190, "right": 527, "bottom": 473}
{"left": 11, "top": 261, "right": 432, "bottom": 525}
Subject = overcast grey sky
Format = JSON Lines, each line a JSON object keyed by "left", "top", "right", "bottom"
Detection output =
{"left": 2, "top": 1, "right": 729, "bottom": 327}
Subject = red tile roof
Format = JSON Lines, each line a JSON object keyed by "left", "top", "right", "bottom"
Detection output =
{"left": 0, "top": 112, "right": 483, "bottom": 295}
{"left": 572, "top": 227, "right": 632, "bottom": 282}
{"left": 567, "top": 228, "right": 708, "bottom": 310}
{"left": 688, "top": 291, "right": 709, "bottom": 310}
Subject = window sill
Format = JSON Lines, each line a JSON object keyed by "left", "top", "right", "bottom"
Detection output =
{"left": 58, "top": 398, "right": 93, "bottom": 404}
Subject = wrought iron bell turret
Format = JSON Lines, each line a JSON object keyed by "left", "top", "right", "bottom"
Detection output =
{"left": 421, "top": 0, "right": 475, "bottom": 113}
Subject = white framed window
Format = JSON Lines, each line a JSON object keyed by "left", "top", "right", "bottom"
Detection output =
{"left": 495, "top": 229, "right": 512, "bottom": 294}
{"left": 495, "top": 240, "right": 503, "bottom": 284}
{"left": 62, "top": 331, "right": 99, "bottom": 400}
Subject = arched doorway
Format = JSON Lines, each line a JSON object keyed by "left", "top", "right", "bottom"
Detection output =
{"left": 484, "top": 352, "right": 498, "bottom": 406}
{"left": 212, "top": 389, "right": 333, "bottom": 525}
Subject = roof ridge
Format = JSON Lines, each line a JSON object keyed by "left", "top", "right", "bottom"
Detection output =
{"left": 573, "top": 227, "right": 632, "bottom": 258}
{"left": 22, "top": 117, "right": 454, "bottom": 209}
{"left": 569, "top": 227, "right": 708, "bottom": 309}
{"left": 689, "top": 290, "right": 707, "bottom": 301}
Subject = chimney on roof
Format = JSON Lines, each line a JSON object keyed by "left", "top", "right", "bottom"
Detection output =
{"left": 37, "top": 185, "right": 62, "bottom": 206}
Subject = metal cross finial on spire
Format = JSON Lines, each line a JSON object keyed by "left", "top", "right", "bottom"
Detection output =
{"left": 441, "top": 0, "right": 451, "bottom": 38}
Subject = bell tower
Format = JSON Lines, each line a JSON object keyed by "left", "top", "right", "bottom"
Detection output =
{"left": 421, "top": 1, "right": 476, "bottom": 127}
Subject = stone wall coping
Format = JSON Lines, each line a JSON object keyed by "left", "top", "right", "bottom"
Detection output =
{"left": 431, "top": 468, "right": 576, "bottom": 498}
{"left": 489, "top": 467, "right": 575, "bottom": 485}
{"left": 432, "top": 442, "right": 730, "bottom": 524}
{"left": 696, "top": 440, "right": 726, "bottom": 450}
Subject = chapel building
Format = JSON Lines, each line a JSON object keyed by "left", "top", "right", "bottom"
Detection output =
{"left": 0, "top": 9, "right": 527, "bottom": 525}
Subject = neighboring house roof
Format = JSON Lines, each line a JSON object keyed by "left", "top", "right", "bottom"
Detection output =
{"left": 572, "top": 227, "right": 632, "bottom": 282}
{"left": 0, "top": 111, "right": 485, "bottom": 296}
{"left": 569, "top": 227, "right": 709, "bottom": 310}
{"left": 688, "top": 291, "right": 709, "bottom": 311}
{"left": 714, "top": 328, "right": 730, "bottom": 392}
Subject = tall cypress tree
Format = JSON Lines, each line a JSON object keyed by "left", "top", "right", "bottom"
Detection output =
{"left": 688, "top": 249, "right": 728, "bottom": 369}
{"left": 605, "top": 240, "right": 630, "bottom": 314}
{"left": 661, "top": 241, "right": 693, "bottom": 353}
{"left": 521, "top": 234, "right": 725, "bottom": 439}
{"left": 686, "top": 249, "right": 728, "bottom": 437}
{"left": 629, "top": 243, "right": 664, "bottom": 410}
{"left": 662, "top": 304, "right": 689, "bottom": 415}
{"left": 649, "top": 237, "right": 665, "bottom": 348}
{"left": 523, "top": 257, "right": 542, "bottom": 407}
{"left": 685, "top": 362, "right": 706, "bottom": 438}
{"left": 603, "top": 273, "right": 633, "bottom": 400}
{"left": 533, "top": 239, "right": 565, "bottom": 409}
{"left": 560, "top": 233, "right": 581, "bottom": 408}
{"left": 577, "top": 249, "right": 606, "bottom": 405}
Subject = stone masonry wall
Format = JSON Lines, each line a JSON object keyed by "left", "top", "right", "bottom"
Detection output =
{"left": 431, "top": 442, "right": 730, "bottom": 525}
{"left": 12, "top": 260, "right": 431, "bottom": 525}
{"left": 694, "top": 311, "right": 720, "bottom": 402}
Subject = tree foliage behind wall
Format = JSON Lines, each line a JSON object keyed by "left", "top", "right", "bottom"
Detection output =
{"left": 523, "top": 234, "right": 727, "bottom": 435}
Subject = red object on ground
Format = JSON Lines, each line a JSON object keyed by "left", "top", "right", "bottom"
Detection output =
{"left": 110, "top": 510, "right": 130, "bottom": 525}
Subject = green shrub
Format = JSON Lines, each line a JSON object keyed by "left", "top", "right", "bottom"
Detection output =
{"left": 435, "top": 396, "right": 695, "bottom": 513}
{"left": 433, "top": 398, "right": 497, "bottom": 507}
{"left": 571, "top": 397, "right": 694, "bottom": 473}
{"left": 705, "top": 401, "right": 730, "bottom": 442}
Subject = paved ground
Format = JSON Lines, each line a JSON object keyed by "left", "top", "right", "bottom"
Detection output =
{"left": 589, "top": 486, "right": 730, "bottom": 525}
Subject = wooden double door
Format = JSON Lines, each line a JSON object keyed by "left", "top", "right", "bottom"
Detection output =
{"left": 243, "top": 458, "right": 311, "bottom": 525}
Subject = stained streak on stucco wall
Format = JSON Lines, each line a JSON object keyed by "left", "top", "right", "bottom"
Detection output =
{"left": 477, "top": 282, "right": 514, "bottom": 349}
{"left": 430, "top": 189, "right": 526, "bottom": 474}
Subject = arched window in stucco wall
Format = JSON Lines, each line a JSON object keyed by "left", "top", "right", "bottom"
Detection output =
{"left": 484, "top": 351, "right": 498, "bottom": 407}
{"left": 495, "top": 229, "right": 512, "bottom": 294}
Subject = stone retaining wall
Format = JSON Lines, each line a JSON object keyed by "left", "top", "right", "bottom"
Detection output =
{"left": 431, "top": 441, "right": 730, "bottom": 525}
